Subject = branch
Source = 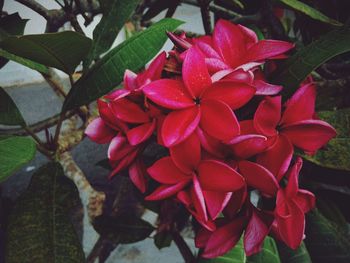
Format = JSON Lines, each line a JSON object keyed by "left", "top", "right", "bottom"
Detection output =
{"left": 172, "top": 230, "right": 196, "bottom": 263}
{"left": 14, "top": 0, "right": 50, "bottom": 19}
{"left": 197, "top": 0, "right": 212, "bottom": 34}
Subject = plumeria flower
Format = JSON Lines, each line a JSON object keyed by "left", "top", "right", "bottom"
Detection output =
{"left": 143, "top": 46, "right": 255, "bottom": 147}
{"left": 273, "top": 157, "right": 315, "bottom": 249}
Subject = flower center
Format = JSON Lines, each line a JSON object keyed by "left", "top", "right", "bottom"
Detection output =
{"left": 194, "top": 97, "right": 201, "bottom": 105}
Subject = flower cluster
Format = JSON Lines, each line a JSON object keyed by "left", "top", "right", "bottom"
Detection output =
{"left": 86, "top": 19, "right": 336, "bottom": 258}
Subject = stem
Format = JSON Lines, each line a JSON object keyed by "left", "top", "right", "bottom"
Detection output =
{"left": 197, "top": 0, "right": 212, "bottom": 34}
{"left": 172, "top": 231, "right": 196, "bottom": 263}
{"left": 53, "top": 111, "right": 65, "bottom": 147}
{"left": 14, "top": 0, "right": 50, "bottom": 19}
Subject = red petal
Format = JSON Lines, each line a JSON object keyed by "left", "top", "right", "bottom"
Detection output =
{"left": 228, "top": 134, "right": 268, "bottom": 159}
{"left": 257, "top": 134, "right": 293, "bottom": 181}
{"left": 162, "top": 106, "right": 201, "bottom": 147}
{"left": 281, "top": 120, "right": 337, "bottom": 152}
{"left": 285, "top": 157, "right": 302, "bottom": 198}
{"left": 238, "top": 24, "right": 258, "bottom": 46}
{"left": 109, "top": 148, "right": 139, "bottom": 177}
{"left": 203, "top": 191, "right": 232, "bottom": 220}
{"left": 238, "top": 160, "right": 279, "bottom": 196}
{"left": 143, "top": 79, "right": 194, "bottom": 109}
{"left": 85, "top": 118, "right": 115, "bottom": 144}
{"left": 196, "top": 127, "right": 228, "bottom": 158}
{"left": 98, "top": 99, "right": 128, "bottom": 132}
{"left": 254, "top": 79, "right": 283, "bottom": 95}
{"left": 110, "top": 98, "right": 149, "bottom": 124}
{"left": 202, "top": 81, "right": 255, "bottom": 109}
{"left": 146, "top": 181, "right": 190, "bottom": 200}
{"left": 129, "top": 159, "right": 147, "bottom": 193}
{"left": 281, "top": 82, "right": 316, "bottom": 125}
{"left": 127, "top": 120, "right": 156, "bottom": 145}
{"left": 239, "top": 120, "right": 257, "bottom": 134}
{"left": 123, "top": 70, "right": 138, "bottom": 91}
{"left": 200, "top": 99, "right": 240, "bottom": 141}
{"left": 223, "top": 186, "right": 247, "bottom": 219}
{"left": 245, "top": 40, "right": 294, "bottom": 62}
{"left": 137, "top": 51, "right": 166, "bottom": 85}
{"left": 224, "top": 68, "right": 254, "bottom": 83}
{"left": 183, "top": 47, "right": 212, "bottom": 98}
{"left": 194, "top": 38, "right": 221, "bottom": 59}
{"left": 108, "top": 135, "right": 135, "bottom": 161}
{"left": 170, "top": 132, "right": 201, "bottom": 174}
{"left": 198, "top": 160, "right": 245, "bottom": 192}
{"left": 192, "top": 176, "right": 208, "bottom": 222}
{"left": 295, "top": 189, "right": 315, "bottom": 213}
{"left": 213, "top": 19, "right": 245, "bottom": 68}
{"left": 254, "top": 96, "right": 281, "bottom": 137}
{"left": 205, "top": 58, "right": 230, "bottom": 74}
{"left": 147, "top": 157, "right": 190, "bottom": 184}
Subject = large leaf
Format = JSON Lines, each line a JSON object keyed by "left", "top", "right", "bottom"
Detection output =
{"left": 0, "top": 31, "right": 92, "bottom": 74}
{"left": 302, "top": 108, "right": 350, "bottom": 171}
{"left": 0, "top": 86, "right": 25, "bottom": 125}
{"left": 198, "top": 236, "right": 281, "bottom": 263}
{"left": 0, "top": 136, "right": 36, "bottom": 182}
{"left": 305, "top": 209, "right": 350, "bottom": 263}
{"left": 5, "top": 162, "right": 85, "bottom": 263}
{"left": 0, "top": 49, "right": 49, "bottom": 74}
{"left": 277, "top": 242, "right": 312, "bottom": 263}
{"left": 93, "top": 214, "right": 154, "bottom": 244}
{"left": 278, "top": 0, "right": 342, "bottom": 26}
{"left": 84, "top": 0, "right": 141, "bottom": 69}
{"left": 0, "top": 12, "right": 27, "bottom": 40}
{"left": 271, "top": 26, "right": 350, "bottom": 99}
{"left": 63, "top": 18, "right": 183, "bottom": 111}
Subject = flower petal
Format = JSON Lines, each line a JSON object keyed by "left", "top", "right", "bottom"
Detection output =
{"left": 143, "top": 79, "right": 194, "bottom": 109}
{"left": 85, "top": 118, "right": 115, "bottom": 144}
{"left": 254, "top": 96, "right": 281, "bottom": 136}
{"left": 123, "top": 69, "right": 138, "bottom": 91}
{"left": 245, "top": 40, "right": 294, "bottom": 63}
{"left": 198, "top": 160, "right": 245, "bottom": 192}
{"left": 205, "top": 58, "right": 230, "bottom": 74}
{"left": 126, "top": 120, "right": 156, "bottom": 145}
{"left": 257, "top": 134, "right": 293, "bottom": 181}
{"left": 170, "top": 132, "right": 201, "bottom": 174}
{"left": 129, "top": 158, "right": 147, "bottom": 193}
{"left": 147, "top": 156, "right": 190, "bottom": 184}
{"left": 228, "top": 134, "right": 268, "bottom": 159}
{"left": 254, "top": 79, "right": 283, "bottom": 95}
{"left": 238, "top": 160, "right": 279, "bottom": 196}
{"left": 281, "top": 82, "right": 316, "bottom": 125}
{"left": 196, "top": 127, "right": 228, "bottom": 158}
{"left": 285, "top": 157, "right": 302, "bottom": 198}
{"left": 200, "top": 99, "right": 240, "bottom": 141}
{"left": 223, "top": 186, "right": 247, "bottom": 219}
{"left": 192, "top": 176, "right": 208, "bottom": 222}
{"left": 183, "top": 47, "right": 212, "bottom": 98}
{"left": 295, "top": 189, "right": 315, "bottom": 213}
{"left": 98, "top": 99, "right": 128, "bottom": 132}
{"left": 109, "top": 148, "right": 139, "bottom": 177}
{"left": 146, "top": 181, "right": 190, "bottom": 200}
{"left": 108, "top": 134, "right": 135, "bottom": 161}
{"left": 110, "top": 98, "right": 149, "bottom": 124}
{"left": 137, "top": 51, "right": 166, "bottom": 85}
{"left": 202, "top": 81, "right": 255, "bottom": 109}
{"left": 203, "top": 191, "right": 232, "bottom": 220}
{"left": 281, "top": 120, "right": 337, "bottom": 152}
{"left": 162, "top": 106, "right": 201, "bottom": 147}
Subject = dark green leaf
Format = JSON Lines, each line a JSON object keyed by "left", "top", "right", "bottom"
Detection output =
{"left": 0, "top": 136, "right": 36, "bottom": 182}
{"left": 0, "top": 49, "right": 49, "bottom": 74}
{"left": 277, "top": 242, "right": 312, "bottom": 263}
{"left": 0, "top": 31, "right": 92, "bottom": 73}
{"left": 84, "top": 0, "right": 141, "bottom": 69}
{"left": 301, "top": 108, "right": 350, "bottom": 171}
{"left": 305, "top": 209, "right": 350, "bottom": 263}
{"left": 271, "top": 26, "right": 350, "bottom": 99}
{"left": 64, "top": 18, "right": 184, "bottom": 110}
{"left": 5, "top": 162, "right": 85, "bottom": 263}
{"left": 0, "top": 12, "right": 27, "bottom": 39}
{"left": 93, "top": 214, "right": 154, "bottom": 244}
{"left": 154, "top": 231, "right": 172, "bottom": 249}
{"left": 0, "top": 86, "right": 25, "bottom": 125}
{"left": 278, "top": 0, "right": 342, "bottom": 26}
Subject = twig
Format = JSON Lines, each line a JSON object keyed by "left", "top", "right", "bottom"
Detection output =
{"left": 197, "top": 0, "right": 212, "bottom": 34}
{"left": 172, "top": 230, "right": 196, "bottom": 263}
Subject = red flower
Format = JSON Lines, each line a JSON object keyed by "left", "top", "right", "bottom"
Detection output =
{"left": 274, "top": 157, "right": 315, "bottom": 249}
{"left": 143, "top": 46, "right": 255, "bottom": 147}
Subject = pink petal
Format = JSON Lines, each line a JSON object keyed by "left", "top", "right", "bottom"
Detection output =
{"left": 137, "top": 51, "right": 166, "bottom": 85}
{"left": 108, "top": 135, "right": 135, "bottom": 161}
{"left": 126, "top": 120, "right": 156, "bottom": 145}
{"left": 110, "top": 98, "right": 149, "bottom": 124}
{"left": 205, "top": 58, "right": 230, "bottom": 74}
{"left": 170, "top": 132, "right": 201, "bottom": 174}
{"left": 183, "top": 47, "right": 212, "bottom": 98}
{"left": 146, "top": 180, "right": 190, "bottom": 200}
{"left": 129, "top": 159, "right": 147, "bottom": 193}
{"left": 239, "top": 120, "right": 257, "bottom": 134}
{"left": 281, "top": 82, "right": 316, "bottom": 125}
{"left": 285, "top": 157, "right": 303, "bottom": 198}
{"left": 281, "top": 120, "right": 337, "bottom": 152}
{"left": 192, "top": 176, "right": 208, "bottom": 222}
{"left": 257, "top": 134, "right": 293, "bottom": 181}
{"left": 105, "top": 89, "right": 130, "bottom": 101}
{"left": 162, "top": 106, "right": 201, "bottom": 147}
{"left": 238, "top": 24, "right": 258, "bottom": 46}
{"left": 238, "top": 160, "right": 279, "bottom": 196}
{"left": 198, "top": 160, "right": 245, "bottom": 192}
{"left": 295, "top": 189, "right": 315, "bottom": 213}
{"left": 109, "top": 148, "right": 139, "bottom": 177}
{"left": 85, "top": 118, "right": 115, "bottom": 144}
{"left": 223, "top": 186, "right": 247, "bottom": 219}
{"left": 254, "top": 96, "right": 281, "bottom": 136}
{"left": 143, "top": 79, "right": 194, "bottom": 109}
{"left": 223, "top": 68, "right": 254, "bottom": 84}
{"left": 228, "top": 134, "right": 268, "bottom": 159}
{"left": 196, "top": 127, "right": 228, "bottom": 158}
{"left": 245, "top": 40, "right": 294, "bottom": 63}
{"left": 202, "top": 81, "right": 255, "bottom": 109}
{"left": 167, "top": 31, "right": 192, "bottom": 50}
{"left": 194, "top": 38, "right": 221, "bottom": 59}
{"left": 147, "top": 156, "right": 190, "bottom": 184}
{"left": 254, "top": 79, "right": 283, "bottom": 95}
{"left": 97, "top": 99, "right": 128, "bottom": 132}
{"left": 123, "top": 69, "right": 138, "bottom": 91}
{"left": 203, "top": 191, "right": 232, "bottom": 220}
{"left": 200, "top": 99, "right": 240, "bottom": 141}
{"left": 213, "top": 19, "right": 246, "bottom": 68}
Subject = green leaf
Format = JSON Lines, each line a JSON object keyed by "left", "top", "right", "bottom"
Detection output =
{"left": 5, "top": 162, "right": 85, "bottom": 263}
{"left": 301, "top": 108, "right": 350, "bottom": 171}
{"left": 198, "top": 236, "right": 281, "bottom": 263}
{"left": 0, "top": 12, "right": 27, "bottom": 39}
{"left": 93, "top": 214, "right": 155, "bottom": 244}
{"left": 305, "top": 209, "right": 350, "bottom": 263}
{"left": 277, "top": 242, "right": 312, "bottom": 263}
{"left": 278, "top": 0, "right": 342, "bottom": 26}
{"left": 0, "top": 136, "right": 36, "bottom": 182}
{"left": 271, "top": 26, "right": 350, "bottom": 99}
{"left": 0, "top": 86, "right": 25, "bottom": 125}
{"left": 0, "top": 31, "right": 92, "bottom": 74}
{"left": 0, "top": 49, "right": 49, "bottom": 74}
{"left": 63, "top": 18, "right": 184, "bottom": 111}
{"left": 84, "top": 0, "right": 141, "bottom": 69}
